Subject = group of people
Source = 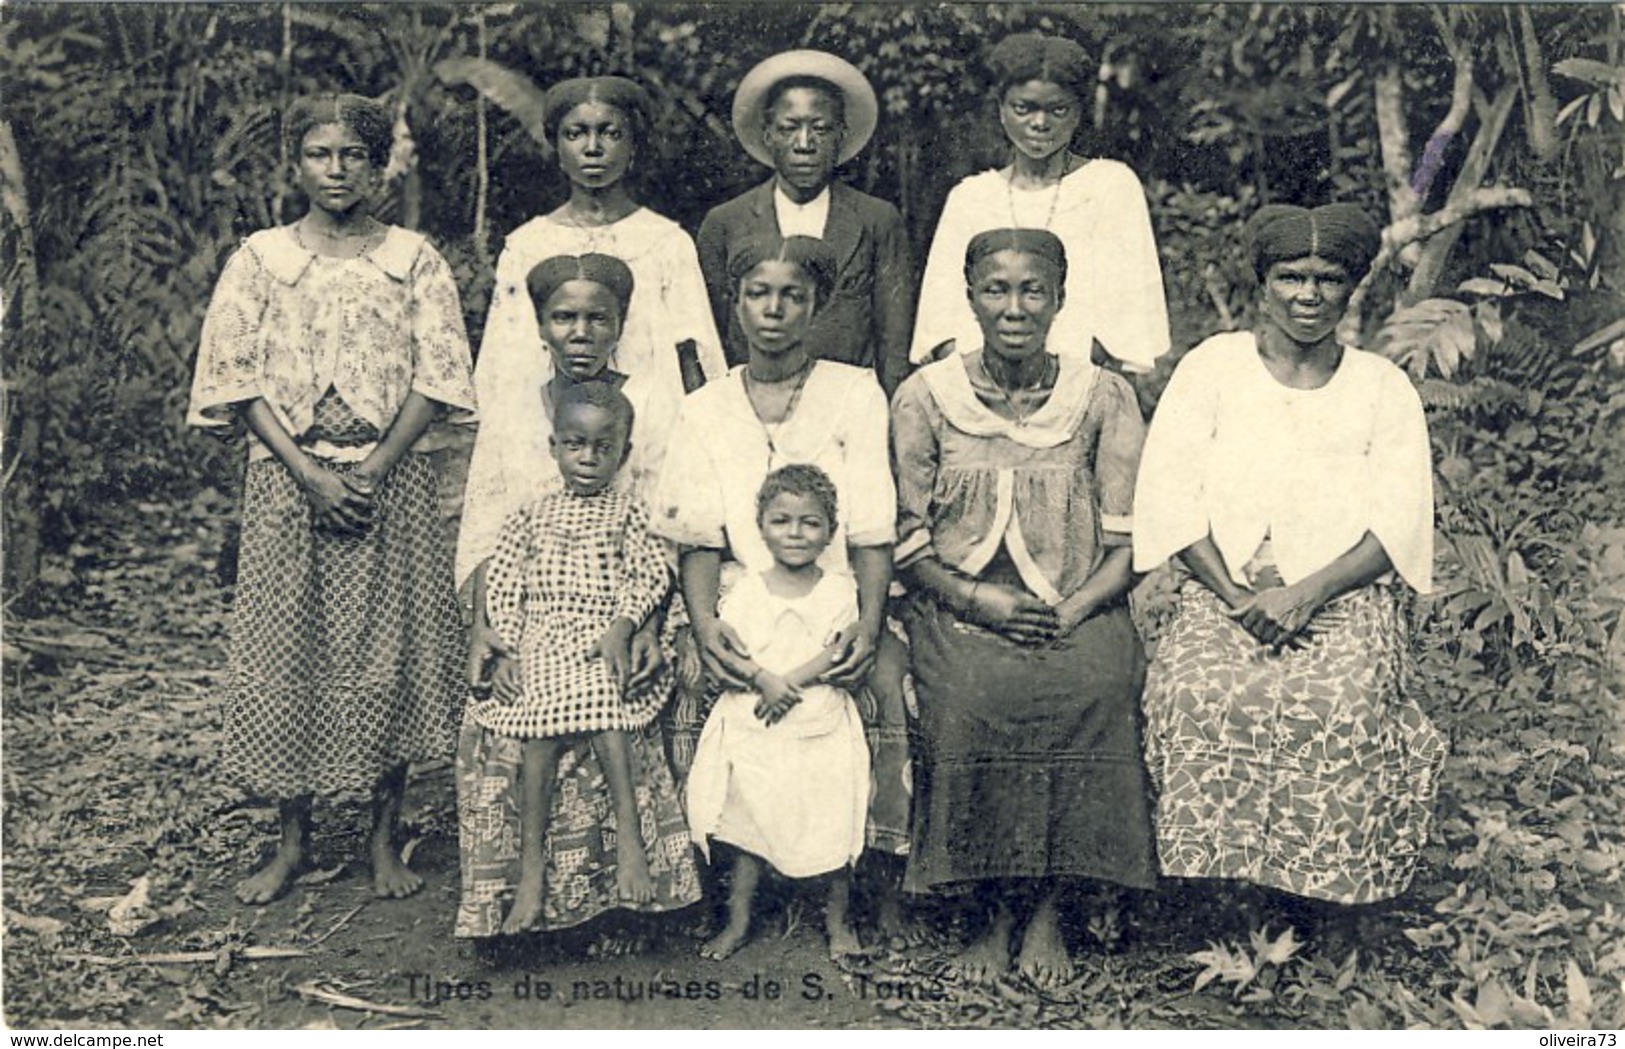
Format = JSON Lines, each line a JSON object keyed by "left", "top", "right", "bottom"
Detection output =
{"left": 189, "top": 32, "right": 1448, "bottom": 987}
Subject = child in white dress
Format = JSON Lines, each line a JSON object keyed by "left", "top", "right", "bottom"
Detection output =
{"left": 686, "top": 464, "right": 870, "bottom": 960}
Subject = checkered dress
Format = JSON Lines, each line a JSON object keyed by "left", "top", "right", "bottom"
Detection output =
{"left": 470, "top": 489, "right": 672, "bottom": 738}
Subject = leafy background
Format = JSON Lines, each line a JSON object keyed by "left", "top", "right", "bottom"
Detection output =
{"left": 2, "top": 1, "right": 1622, "bottom": 1030}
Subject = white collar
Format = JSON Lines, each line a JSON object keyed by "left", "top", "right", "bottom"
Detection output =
{"left": 773, "top": 184, "right": 831, "bottom": 239}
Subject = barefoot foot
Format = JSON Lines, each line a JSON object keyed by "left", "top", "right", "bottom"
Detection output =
{"left": 616, "top": 833, "right": 656, "bottom": 904}
{"left": 950, "top": 920, "right": 1013, "bottom": 985}
{"left": 826, "top": 919, "right": 863, "bottom": 960}
{"left": 1016, "top": 906, "right": 1073, "bottom": 989}
{"left": 235, "top": 848, "right": 304, "bottom": 905}
{"left": 501, "top": 868, "right": 545, "bottom": 935}
{"left": 876, "top": 892, "right": 923, "bottom": 948}
{"left": 371, "top": 839, "right": 423, "bottom": 899}
{"left": 699, "top": 920, "right": 750, "bottom": 961}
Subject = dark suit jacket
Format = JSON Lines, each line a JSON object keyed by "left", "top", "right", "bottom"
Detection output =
{"left": 697, "top": 179, "right": 916, "bottom": 396}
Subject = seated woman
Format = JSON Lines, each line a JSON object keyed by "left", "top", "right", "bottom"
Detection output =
{"left": 1133, "top": 203, "right": 1446, "bottom": 913}
{"left": 459, "top": 75, "right": 724, "bottom": 588}
{"left": 892, "top": 228, "right": 1157, "bottom": 988}
{"left": 455, "top": 255, "right": 700, "bottom": 942}
{"left": 650, "top": 236, "right": 899, "bottom": 948}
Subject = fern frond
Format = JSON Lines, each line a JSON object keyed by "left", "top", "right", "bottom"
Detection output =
{"left": 1419, "top": 376, "right": 1524, "bottom": 415}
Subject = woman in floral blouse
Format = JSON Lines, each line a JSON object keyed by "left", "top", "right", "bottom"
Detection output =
{"left": 188, "top": 94, "right": 477, "bottom": 905}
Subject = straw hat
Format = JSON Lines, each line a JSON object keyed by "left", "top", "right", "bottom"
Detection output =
{"left": 731, "top": 50, "right": 878, "bottom": 167}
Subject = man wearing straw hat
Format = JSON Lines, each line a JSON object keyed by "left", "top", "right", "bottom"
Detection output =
{"left": 698, "top": 50, "right": 915, "bottom": 396}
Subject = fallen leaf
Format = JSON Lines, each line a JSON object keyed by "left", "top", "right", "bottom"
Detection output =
{"left": 5, "top": 909, "right": 65, "bottom": 945}
{"left": 107, "top": 876, "right": 158, "bottom": 936}
{"left": 1564, "top": 960, "right": 1593, "bottom": 1026}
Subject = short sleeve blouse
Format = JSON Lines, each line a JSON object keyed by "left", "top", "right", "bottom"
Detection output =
{"left": 1132, "top": 331, "right": 1434, "bottom": 591}
{"left": 187, "top": 225, "right": 477, "bottom": 458}
{"left": 891, "top": 352, "right": 1145, "bottom": 605}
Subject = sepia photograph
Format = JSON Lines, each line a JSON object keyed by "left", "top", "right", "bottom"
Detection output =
{"left": 2, "top": 0, "right": 1622, "bottom": 1032}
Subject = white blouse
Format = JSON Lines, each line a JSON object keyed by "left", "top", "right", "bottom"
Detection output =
{"left": 1133, "top": 331, "right": 1434, "bottom": 592}
{"left": 456, "top": 208, "right": 724, "bottom": 587}
{"left": 909, "top": 161, "right": 1171, "bottom": 373}
{"left": 648, "top": 361, "right": 896, "bottom": 576}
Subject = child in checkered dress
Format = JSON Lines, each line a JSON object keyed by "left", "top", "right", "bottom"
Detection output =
{"left": 471, "top": 380, "right": 673, "bottom": 933}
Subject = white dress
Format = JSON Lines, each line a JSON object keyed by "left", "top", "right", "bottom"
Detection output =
{"left": 910, "top": 161, "right": 1170, "bottom": 373}
{"left": 455, "top": 208, "right": 725, "bottom": 586}
{"left": 685, "top": 570, "right": 870, "bottom": 878}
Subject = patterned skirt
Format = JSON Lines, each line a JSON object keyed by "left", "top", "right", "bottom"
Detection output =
{"left": 222, "top": 405, "right": 464, "bottom": 800}
{"left": 454, "top": 713, "right": 701, "bottom": 936}
{"left": 902, "top": 596, "right": 1159, "bottom": 893}
{"left": 1142, "top": 581, "right": 1448, "bottom": 905}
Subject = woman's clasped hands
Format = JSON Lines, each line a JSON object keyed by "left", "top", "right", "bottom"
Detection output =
{"left": 964, "top": 580, "right": 1100, "bottom": 646}
{"left": 298, "top": 461, "right": 382, "bottom": 535}
{"left": 1224, "top": 583, "right": 1330, "bottom": 650}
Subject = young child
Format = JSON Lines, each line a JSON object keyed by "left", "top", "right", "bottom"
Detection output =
{"left": 473, "top": 380, "right": 673, "bottom": 934}
{"left": 685, "top": 464, "right": 871, "bottom": 960}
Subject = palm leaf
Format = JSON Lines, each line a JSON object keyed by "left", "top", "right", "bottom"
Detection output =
{"left": 433, "top": 56, "right": 548, "bottom": 146}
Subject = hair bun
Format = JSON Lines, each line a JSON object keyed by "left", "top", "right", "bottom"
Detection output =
{"left": 985, "top": 32, "right": 1094, "bottom": 100}
{"left": 526, "top": 253, "right": 636, "bottom": 317}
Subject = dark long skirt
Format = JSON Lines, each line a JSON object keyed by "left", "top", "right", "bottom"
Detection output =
{"left": 902, "top": 596, "right": 1158, "bottom": 893}
{"left": 223, "top": 444, "right": 465, "bottom": 801}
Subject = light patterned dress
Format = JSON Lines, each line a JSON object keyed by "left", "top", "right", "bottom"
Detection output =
{"left": 470, "top": 489, "right": 671, "bottom": 738}
{"left": 1133, "top": 331, "right": 1447, "bottom": 904}
{"left": 187, "top": 225, "right": 477, "bottom": 800}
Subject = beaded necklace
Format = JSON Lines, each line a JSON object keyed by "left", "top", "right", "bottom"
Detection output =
{"left": 742, "top": 360, "right": 814, "bottom": 466}
{"left": 980, "top": 353, "right": 1056, "bottom": 425}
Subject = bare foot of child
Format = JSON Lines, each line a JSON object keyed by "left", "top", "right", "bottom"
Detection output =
{"left": 825, "top": 872, "right": 862, "bottom": 959}
{"left": 235, "top": 845, "right": 304, "bottom": 905}
{"left": 876, "top": 892, "right": 923, "bottom": 947}
{"left": 1016, "top": 899, "right": 1073, "bottom": 989}
{"left": 370, "top": 837, "right": 424, "bottom": 899}
{"left": 826, "top": 918, "right": 863, "bottom": 960}
{"left": 950, "top": 908, "right": 1015, "bottom": 985}
{"left": 699, "top": 920, "right": 750, "bottom": 961}
{"left": 502, "top": 868, "right": 545, "bottom": 935}
{"left": 616, "top": 833, "right": 656, "bottom": 904}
